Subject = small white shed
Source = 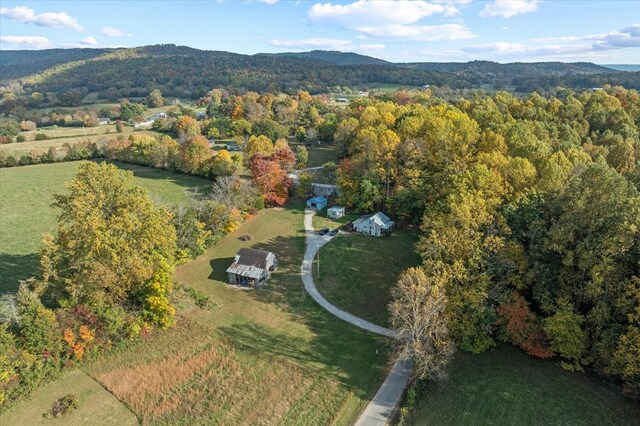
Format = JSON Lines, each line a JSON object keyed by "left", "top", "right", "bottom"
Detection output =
{"left": 328, "top": 206, "right": 345, "bottom": 219}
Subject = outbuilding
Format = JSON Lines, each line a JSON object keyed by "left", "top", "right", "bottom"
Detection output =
{"left": 306, "top": 196, "right": 327, "bottom": 211}
{"left": 328, "top": 206, "right": 345, "bottom": 219}
{"left": 312, "top": 183, "right": 340, "bottom": 198}
{"left": 226, "top": 248, "right": 278, "bottom": 288}
{"left": 352, "top": 212, "right": 394, "bottom": 237}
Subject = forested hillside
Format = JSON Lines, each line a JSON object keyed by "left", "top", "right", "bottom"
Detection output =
{"left": 1, "top": 45, "right": 638, "bottom": 103}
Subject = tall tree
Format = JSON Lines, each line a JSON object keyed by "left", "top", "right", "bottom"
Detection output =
{"left": 389, "top": 265, "right": 455, "bottom": 381}
{"left": 41, "top": 162, "right": 177, "bottom": 327}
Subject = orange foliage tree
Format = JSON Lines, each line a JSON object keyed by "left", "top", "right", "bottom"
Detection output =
{"left": 496, "top": 293, "right": 554, "bottom": 358}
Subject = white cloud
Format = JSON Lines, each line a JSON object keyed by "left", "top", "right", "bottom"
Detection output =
{"left": 0, "top": 6, "right": 84, "bottom": 31}
{"left": 308, "top": 1, "right": 459, "bottom": 27}
{"left": 79, "top": 36, "right": 98, "bottom": 46}
{"left": 479, "top": 0, "right": 540, "bottom": 18}
{"left": 269, "top": 38, "right": 353, "bottom": 50}
{"left": 100, "top": 25, "right": 131, "bottom": 38}
{"left": 356, "top": 23, "right": 475, "bottom": 41}
{"left": 463, "top": 25, "right": 640, "bottom": 61}
{"left": 533, "top": 25, "right": 640, "bottom": 49}
{"left": 0, "top": 35, "right": 52, "bottom": 49}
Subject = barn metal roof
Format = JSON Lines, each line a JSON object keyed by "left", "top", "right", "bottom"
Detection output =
{"left": 225, "top": 248, "right": 274, "bottom": 279}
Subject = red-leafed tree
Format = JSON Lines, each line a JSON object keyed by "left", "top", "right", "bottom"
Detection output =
{"left": 270, "top": 145, "right": 296, "bottom": 171}
{"left": 496, "top": 293, "right": 555, "bottom": 358}
{"left": 249, "top": 154, "right": 291, "bottom": 206}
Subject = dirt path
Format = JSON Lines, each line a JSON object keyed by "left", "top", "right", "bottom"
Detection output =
{"left": 301, "top": 209, "right": 413, "bottom": 425}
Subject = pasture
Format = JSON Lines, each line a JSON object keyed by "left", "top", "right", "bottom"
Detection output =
{"left": 408, "top": 344, "right": 640, "bottom": 425}
{"left": 0, "top": 130, "right": 161, "bottom": 157}
{"left": 3, "top": 203, "right": 390, "bottom": 424}
{"left": 0, "top": 369, "right": 138, "bottom": 426}
{"left": 315, "top": 230, "right": 421, "bottom": 327}
{"left": 0, "top": 161, "right": 211, "bottom": 294}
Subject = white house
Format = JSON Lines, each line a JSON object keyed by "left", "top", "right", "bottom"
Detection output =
{"left": 328, "top": 206, "right": 345, "bottom": 219}
{"left": 226, "top": 248, "right": 278, "bottom": 288}
{"left": 352, "top": 212, "right": 394, "bottom": 237}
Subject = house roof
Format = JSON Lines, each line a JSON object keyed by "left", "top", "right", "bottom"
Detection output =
{"left": 226, "top": 248, "right": 274, "bottom": 279}
{"left": 328, "top": 206, "right": 344, "bottom": 212}
{"left": 307, "top": 196, "right": 327, "bottom": 204}
{"left": 353, "top": 212, "right": 394, "bottom": 228}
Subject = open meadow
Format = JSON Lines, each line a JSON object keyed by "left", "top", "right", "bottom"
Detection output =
{"left": 315, "top": 230, "right": 421, "bottom": 327}
{"left": 1, "top": 201, "right": 391, "bottom": 425}
{"left": 0, "top": 161, "right": 212, "bottom": 294}
{"left": 0, "top": 129, "right": 161, "bottom": 157}
{"left": 408, "top": 344, "right": 640, "bottom": 425}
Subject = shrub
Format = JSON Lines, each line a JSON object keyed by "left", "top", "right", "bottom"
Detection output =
{"left": 45, "top": 394, "right": 79, "bottom": 418}
{"left": 5, "top": 156, "right": 17, "bottom": 167}
{"left": 35, "top": 133, "right": 48, "bottom": 141}
{"left": 16, "top": 135, "right": 26, "bottom": 143}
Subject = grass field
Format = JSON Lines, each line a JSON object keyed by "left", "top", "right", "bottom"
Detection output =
{"left": 408, "top": 344, "right": 640, "bottom": 426}
{"left": 0, "top": 129, "right": 161, "bottom": 157}
{"left": 315, "top": 230, "right": 421, "bottom": 327}
{"left": 0, "top": 161, "right": 211, "bottom": 294}
{"left": 290, "top": 143, "right": 340, "bottom": 168}
{"left": 1, "top": 203, "right": 391, "bottom": 424}
{"left": 0, "top": 369, "right": 138, "bottom": 426}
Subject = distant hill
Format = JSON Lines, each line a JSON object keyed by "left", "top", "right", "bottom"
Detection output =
{"left": 1, "top": 45, "right": 465, "bottom": 98}
{"left": 0, "top": 48, "right": 111, "bottom": 80}
{"left": 602, "top": 64, "right": 640, "bottom": 72}
{"left": 258, "top": 50, "right": 391, "bottom": 66}
{"left": 1, "top": 45, "right": 638, "bottom": 100}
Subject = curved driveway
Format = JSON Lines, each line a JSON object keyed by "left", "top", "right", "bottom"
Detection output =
{"left": 301, "top": 209, "right": 413, "bottom": 425}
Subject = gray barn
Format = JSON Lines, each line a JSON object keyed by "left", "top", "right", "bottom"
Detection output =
{"left": 226, "top": 248, "right": 278, "bottom": 288}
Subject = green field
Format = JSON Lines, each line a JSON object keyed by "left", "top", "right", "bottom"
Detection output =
{"left": 408, "top": 344, "right": 640, "bottom": 425}
{"left": 315, "top": 230, "right": 421, "bottom": 327}
{"left": 0, "top": 369, "right": 138, "bottom": 426}
{"left": 0, "top": 129, "right": 161, "bottom": 157}
{"left": 0, "top": 161, "right": 212, "bottom": 294}
{"left": 3, "top": 203, "right": 390, "bottom": 424}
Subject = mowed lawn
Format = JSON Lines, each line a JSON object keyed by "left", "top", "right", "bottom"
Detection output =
{"left": 409, "top": 344, "right": 640, "bottom": 426}
{"left": 315, "top": 229, "right": 421, "bottom": 327}
{"left": 67, "top": 204, "right": 390, "bottom": 424}
{"left": 0, "top": 161, "right": 211, "bottom": 294}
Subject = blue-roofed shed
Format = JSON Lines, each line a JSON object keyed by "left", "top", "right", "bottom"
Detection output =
{"left": 306, "top": 196, "right": 327, "bottom": 211}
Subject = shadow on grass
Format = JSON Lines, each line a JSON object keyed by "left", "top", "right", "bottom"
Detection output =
{"left": 212, "top": 229, "right": 391, "bottom": 395}
{"left": 98, "top": 160, "right": 211, "bottom": 194}
{"left": 0, "top": 253, "right": 39, "bottom": 295}
{"left": 209, "top": 257, "right": 234, "bottom": 281}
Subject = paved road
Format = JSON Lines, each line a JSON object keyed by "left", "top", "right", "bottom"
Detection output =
{"left": 301, "top": 209, "right": 412, "bottom": 425}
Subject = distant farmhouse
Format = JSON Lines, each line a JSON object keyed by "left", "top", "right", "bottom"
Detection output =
{"left": 312, "top": 183, "right": 340, "bottom": 198}
{"left": 226, "top": 248, "right": 278, "bottom": 288}
{"left": 98, "top": 117, "right": 111, "bottom": 125}
{"left": 352, "top": 212, "right": 394, "bottom": 237}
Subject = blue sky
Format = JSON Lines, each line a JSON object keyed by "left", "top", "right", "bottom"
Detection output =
{"left": 1, "top": 1, "right": 639, "bottom": 63}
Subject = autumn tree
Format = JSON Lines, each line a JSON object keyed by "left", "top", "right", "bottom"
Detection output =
{"left": 40, "top": 162, "right": 177, "bottom": 328}
{"left": 177, "top": 136, "right": 212, "bottom": 174}
{"left": 245, "top": 135, "right": 274, "bottom": 159}
{"left": 389, "top": 266, "right": 455, "bottom": 381}
{"left": 147, "top": 89, "right": 164, "bottom": 108}
{"left": 249, "top": 154, "right": 291, "bottom": 206}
